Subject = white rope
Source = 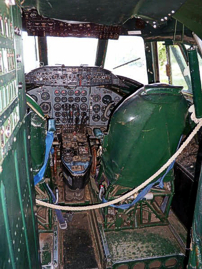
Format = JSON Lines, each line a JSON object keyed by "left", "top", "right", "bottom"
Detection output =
{"left": 36, "top": 105, "right": 202, "bottom": 211}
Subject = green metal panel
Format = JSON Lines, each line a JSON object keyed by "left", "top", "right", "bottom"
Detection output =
{"left": 0, "top": 1, "right": 40, "bottom": 268}
{"left": 174, "top": 0, "right": 202, "bottom": 40}
{"left": 23, "top": 0, "right": 187, "bottom": 26}
{"left": 100, "top": 84, "right": 188, "bottom": 188}
{"left": 188, "top": 170, "right": 202, "bottom": 268}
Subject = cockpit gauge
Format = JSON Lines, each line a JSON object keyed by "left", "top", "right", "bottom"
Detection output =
{"left": 80, "top": 103, "right": 87, "bottom": 111}
{"left": 92, "top": 114, "right": 100, "bottom": 122}
{"left": 62, "top": 97, "right": 67, "bottom": 102}
{"left": 68, "top": 89, "right": 74, "bottom": 96}
{"left": 55, "top": 97, "right": 60, "bottom": 102}
{"left": 102, "top": 94, "right": 112, "bottom": 104}
{"left": 75, "top": 90, "right": 80, "bottom": 96}
{"left": 81, "top": 97, "right": 87, "bottom": 102}
{"left": 41, "top": 92, "right": 50, "bottom": 100}
{"left": 81, "top": 89, "right": 87, "bottom": 96}
{"left": 68, "top": 97, "right": 74, "bottom": 102}
{"left": 93, "top": 94, "right": 101, "bottom": 102}
{"left": 55, "top": 112, "right": 61, "bottom": 117}
{"left": 93, "top": 104, "right": 100, "bottom": 113}
{"left": 72, "top": 103, "right": 79, "bottom": 111}
{"left": 53, "top": 103, "right": 62, "bottom": 111}
{"left": 40, "top": 102, "right": 51, "bottom": 113}
{"left": 61, "top": 89, "right": 67, "bottom": 96}
{"left": 54, "top": 89, "right": 60, "bottom": 96}
{"left": 75, "top": 97, "right": 80, "bottom": 102}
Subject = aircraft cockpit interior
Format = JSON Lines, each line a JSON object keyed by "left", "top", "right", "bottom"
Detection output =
{"left": 1, "top": 1, "right": 202, "bottom": 269}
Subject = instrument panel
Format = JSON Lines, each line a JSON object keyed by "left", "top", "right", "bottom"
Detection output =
{"left": 28, "top": 85, "right": 121, "bottom": 126}
{"left": 26, "top": 66, "right": 124, "bottom": 128}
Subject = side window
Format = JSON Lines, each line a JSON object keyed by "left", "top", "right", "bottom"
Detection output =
{"left": 104, "top": 36, "right": 148, "bottom": 84}
{"left": 169, "top": 45, "right": 192, "bottom": 92}
{"left": 158, "top": 42, "right": 192, "bottom": 93}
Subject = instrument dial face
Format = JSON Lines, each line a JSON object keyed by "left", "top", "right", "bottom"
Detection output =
{"left": 61, "top": 89, "right": 67, "bottom": 96}
{"left": 41, "top": 92, "right": 50, "bottom": 100}
{"left": 93, "top": 104, "right": 100, "bottom": 113}
{"left": 102, "top": 94, "right": 112, "bottom": 104}
{"left": 75, "top": 97, "right": 80, "bottom": 102}
{"left": 68, "top": 89, "right": 74, "bottom": 96}
{"left": 62, "top": 97, "right": 67, "bottom": 102}
{"left": 72, "top": 103, "right": 79, "bottom": 111}
{"left": 81, "top": 89, "right": 87, "bottom": 96}
{"left": 53, "top": 103, "right": 62, "bottom": 111}
{"left": 55, "top": 97, "right": 60, "bottom": 102}
{"left": 68, "top": 97, "right": 74, "bottom": 102}
{"left": 80, "top": 103, "right": 87, "bottom": 111}
{"left": 75, "top": 90, "right": 80, "bottom": 96}
{"left": 93, "top": 94, "right": 101, "bottom": 102}
{"left": 81, "top": 97, "right": 87, "bottom": 102}
{"left": 40, "top": 102, "right": 51, "bottom": 113}
{"left": 55, "top": 112, "right": 61, "bottom": 117}
{"left": 92, "top": 114, "right": 100, "bottom": 122}
{"left": 54, "top": 89, "right": 60, "bottom": 96}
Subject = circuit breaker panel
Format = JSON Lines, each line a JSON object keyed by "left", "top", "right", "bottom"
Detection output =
{"left": 0, "top": 2, "right": 40, "bottom": 268}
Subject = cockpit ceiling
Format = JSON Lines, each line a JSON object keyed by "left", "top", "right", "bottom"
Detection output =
{"left": 23, "top": 0, "right": 187, "bottom": 26}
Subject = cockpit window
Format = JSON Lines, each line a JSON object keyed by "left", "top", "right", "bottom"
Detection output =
{"left": 104, "top": 36, "right": 148, "bottom": 84}
{"left": 47, "top": 37, "right": 98, "bottom": 66}
{"left": 22, "top": 31, "right": 40, "bottom": 73}
{"left": 169, "top": 45, "right": 192, "bottom": 92}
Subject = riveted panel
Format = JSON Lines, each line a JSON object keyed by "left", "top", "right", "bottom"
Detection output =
{"left": 0, "top": 1, "right": 40, "bottom": 268}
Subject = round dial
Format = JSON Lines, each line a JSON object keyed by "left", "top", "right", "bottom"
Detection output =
{"left": 55, "top": 112, "right": 61, "bottom": 117}
{"left": 61, "top": 89, "right": 67, "bottom": 96}
{"left": 93, "top": 104, "right": 100, "bottom": 113}
{"left": 81, "top": 97, "right": 87, "bottom": 103}
{"left": 80, "top": 103, "right": 87, "bottom": 111}
{"left": 40, "top": 102, "right": 51, "bottom": 113}
{"left": 53, "top": 103, "right": 62, "bottom": 111}
{"left": 75, "top": 90, "right": 80, "bottom": 96}
{"left": 81, "top": 89, "right": 87, "bottom": 96}
{"left": 30, "top": 94, "right": 38, "bottom": 102}
{"left": 92, "top": 114, "right": 100, "bottom": 122}
{"left": 75, "top": 97, "right": 80, "bottom": 102}
{"left": 68, "top": 89, "right": 74, "bottom": 96}
{"left": 54, "top": 89, "right": 60, "bottom": 96}
{"left": 56, "top": 118, "right": 61, "bottom": 124}
{"left": 93, "top": 94, "right": 101, "bottom": 102}
{"left": 41, "top": 92, "right": 50, "bottom": 100}
{"left": 72, "top": 103, "right": 79, "bottom": 111}
{"left": 102, "top": 94, "right": 112, "bottom": 104}
{"left": 55, "top": 97, "right": 60, "bottom": 102}
{"left": 62, "top": 97, "right": 67, "bottom": 102}
{"left": 68, "top": 97, "right": 74, "bottom": 102}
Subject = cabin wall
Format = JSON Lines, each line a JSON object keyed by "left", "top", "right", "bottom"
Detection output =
{"left": 0, "top": 2, "right": 40, "bottom": 268}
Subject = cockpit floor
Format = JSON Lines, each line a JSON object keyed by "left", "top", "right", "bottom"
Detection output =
{"left": 62, "top": 213, "right": 98, "bottom": 269}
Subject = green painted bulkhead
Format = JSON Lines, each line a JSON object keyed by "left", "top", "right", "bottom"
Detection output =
{"left": 0, "top": 2, "right": 40, "bottom": 268}
{"left": 100, "top": 84, "right": 189, "bottom": 188}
